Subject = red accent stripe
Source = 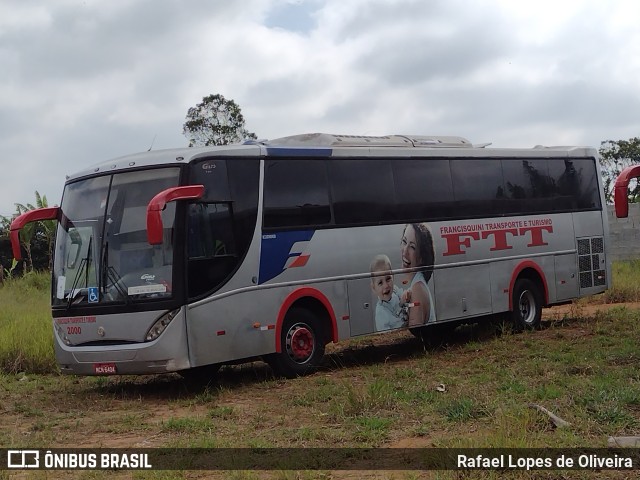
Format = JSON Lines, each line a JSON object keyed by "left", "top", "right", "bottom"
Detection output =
{"left": 275, "top": 287, "right": 338, "bottom": 353}
{"left": 342, "top": 315, "right": 350, "bottom": 321}
{"left": 216, "top": 330, "right": 226, "bottom": 336}
{"left": 508, "top": 261, "right": 549, "bottom": 310}
{"left": 288, "top": 254, "right": 310, "bottom": 268}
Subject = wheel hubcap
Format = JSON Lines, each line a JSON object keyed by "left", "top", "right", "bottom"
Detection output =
{"left": 285, "top": 323, "right": 315, "bottom": 363}
{"left": 519, "top": 290, "right": 536, "bottom": 324}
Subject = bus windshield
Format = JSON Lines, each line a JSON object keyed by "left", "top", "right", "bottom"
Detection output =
{"left": 52, "top": 168, "right": 180, "bottom": 307}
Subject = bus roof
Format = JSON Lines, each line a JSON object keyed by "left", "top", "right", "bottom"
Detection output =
{"left": 66, "top": 144, "right": 261, "bottom": 182}
{"left": 264, "top": 133, "right": 473, "bottom": 148}
{"left": 64, "top": 134, "right": 598, "bottom": 183}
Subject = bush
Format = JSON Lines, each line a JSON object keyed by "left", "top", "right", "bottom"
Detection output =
{"left": 0, "top": 271, "right": 56, "bottom": 374}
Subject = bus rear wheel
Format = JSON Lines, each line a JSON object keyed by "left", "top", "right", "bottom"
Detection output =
{"left": 511, "top": 278, "right": 542, "bottom": 331}
{"left": 267, "top": 308, "right": 326, "bottom": 378}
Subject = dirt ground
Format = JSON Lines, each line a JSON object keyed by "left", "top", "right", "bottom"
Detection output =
{"left": 8, "top": 302, "right": 637, "bottom": 450}
{"left": 4, "top": 302, "right": 640, "bottom": 478}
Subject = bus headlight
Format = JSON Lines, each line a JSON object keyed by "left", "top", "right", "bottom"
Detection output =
{"left": 146, "top": 309, "right": 180, "bottom": 341}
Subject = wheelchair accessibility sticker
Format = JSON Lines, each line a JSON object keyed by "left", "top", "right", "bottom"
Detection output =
{"left": 88, "top": 287, "right": 99, "bottom": 303}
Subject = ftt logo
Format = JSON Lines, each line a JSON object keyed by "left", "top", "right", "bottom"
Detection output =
{"left": 284, "top": 241, "right": 311, "bottom": 268}
{"left": 440, "top": 220, "right": 554, "bottom": 256}
{"left": 8, "top": 450, "right": 40, "bottom": 468}
{"left": 259, "top": 230, "right": 316, "bottom": 284}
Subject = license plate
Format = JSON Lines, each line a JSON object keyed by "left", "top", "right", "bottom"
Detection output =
{"left": 93, "top": 363, "right": 117, "bottom": 375}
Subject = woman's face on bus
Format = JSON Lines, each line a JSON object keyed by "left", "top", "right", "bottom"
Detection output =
{"left": 401, "top": 225, "right": 422, "bottom": 269}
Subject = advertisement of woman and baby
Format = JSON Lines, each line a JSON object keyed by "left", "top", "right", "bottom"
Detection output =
{"left": 370, "top": 223, "right": 436, "bottom": 332}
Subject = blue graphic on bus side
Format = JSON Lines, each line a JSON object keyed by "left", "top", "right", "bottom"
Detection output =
{"left": 258, "top": 230, "right": 315, "bottom": 284}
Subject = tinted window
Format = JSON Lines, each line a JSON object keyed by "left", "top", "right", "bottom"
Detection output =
{"left": 227, "top": 159, "right": 260, "bottom": 252}
{"left": 187, "top": 203, "right": 239, "bottom": 298}
{"left": 187, "top": 158, "right": 259, "bottom": 298}
{"left": 548, "top": 158, "right": 601, "bottom": 211}
{"left": 264, "top": 159, "right": 331, "bottom": 228}
{"left": 393, "top": 159, "right": 454, "bottom": 221}
{"left": 188, "top": 203, "right": 235, "bottom": 259}
{"left": 190, "top": 158, "right": 259, "bottom": 251}
{"left": 329, "top": 159, "right": 396, "bottom": 225}
{"left": 450, "top": 159, "right": 506, "bottom": 217}
{"left": 501, "top": 159, "right": 554, "bottom": 214}
{"left": 190, "top": 159, "right": 231, "bottom": 201}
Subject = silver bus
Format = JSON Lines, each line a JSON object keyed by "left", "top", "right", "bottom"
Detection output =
{"left": 11, "top": 133, "right": 610, "bottom": 378}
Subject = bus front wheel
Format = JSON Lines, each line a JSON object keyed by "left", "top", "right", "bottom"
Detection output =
{"left": 511, "top": 278, "right": 542, "bottom": 331}
{"left": 267, "top": 308, "right": 326, "bottom": 378}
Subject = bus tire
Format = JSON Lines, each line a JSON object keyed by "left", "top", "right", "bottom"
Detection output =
{"left": 267, "top": 308, "right": 326, "bottom": 378}
{"left": 511, "top": 278, "right": 542, "bottom": 331}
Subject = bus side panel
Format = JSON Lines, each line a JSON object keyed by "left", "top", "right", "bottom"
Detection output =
{"left": 258, "top": 226, "right": 407, "bottom": 337}
{"left": 346, "top": 278, "right": 376, "bottom": 336}
{"left": 434, "top": 213, "right": 578, "bottom": 313}
{"left": 554, "top": 253, "right": 579, "bottom": 301}
{"left": 572, "top": 210, "right": 609, "bottom": 295}
{"left": 186, "top": 289, "right": 277, "bottom": 367}
{"left": 185, "top": 280, "right": 349, "bottom": 368}
{"left": 434, "top": 264, "right": 491, "bottom": 321}
{"left": 572, "top": 211, "right": 606, "bottom": 238}
{"left": 488, "top": 256, "right": 560, "bottom": 313}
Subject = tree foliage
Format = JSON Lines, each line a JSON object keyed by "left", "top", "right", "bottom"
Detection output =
{"left": 183, "top": 94, "right": 257, "bottom": 147}
{"left": 0, "top": 191, "right": 54, "bottom": 276}
{"left": 599, "top": 137, "right": 640, "bottom": 203}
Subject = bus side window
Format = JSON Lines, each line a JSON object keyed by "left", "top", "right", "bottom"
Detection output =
{"left": 263, "top": 159, "right": 331, "bottom": 229}
{"left": 188, "top": 203, "right": 235, "bottom": 258}
{"left": 450, "top": 159, "right": 506, "bottom": 217}
{"left": 187, "top": 202, "right": 238, "bottom": 298}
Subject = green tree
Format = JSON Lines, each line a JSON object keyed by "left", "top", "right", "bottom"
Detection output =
{"left": 183, "top": 94, "right": 257, "bottom": 147}
{"left": 0, "top": 216, "right": 12, "bottom": 282}
{"left": 599, "top": 137, "right": 640, "bottom": 203}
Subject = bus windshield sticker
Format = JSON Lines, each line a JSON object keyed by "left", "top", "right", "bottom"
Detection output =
{"left": 127, "top": 284, "right": 167, "bottom": 296}
{"left": 88, "top": 287, "right": 99, "bottom": 303}
{"left": 56, "top": 276, "right": 66, "bottom": 299}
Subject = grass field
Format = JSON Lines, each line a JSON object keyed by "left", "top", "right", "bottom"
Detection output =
{"left": 1, "top": 263, "right": 640, "bottom": 478}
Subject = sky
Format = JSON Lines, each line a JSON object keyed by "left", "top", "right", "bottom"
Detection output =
{"left": 1, "top": 0, "right": 639, "bottom": 217}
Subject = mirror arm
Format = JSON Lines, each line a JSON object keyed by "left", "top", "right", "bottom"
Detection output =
{"left": 10, "top": 207, "right": 59, "bottom": 260}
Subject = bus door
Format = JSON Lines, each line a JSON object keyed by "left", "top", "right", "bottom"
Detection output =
{"left": 186, "top": 202, "right": 239, "bottom": 298}
{"left": 346, "top": 278, "right": 376, "bottom": 336}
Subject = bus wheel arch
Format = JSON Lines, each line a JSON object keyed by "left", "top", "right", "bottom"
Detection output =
{"left": 509, "top": 263, "right": 547, "bottom": 331}
{"left": 268, "top": 289, "right": 336, "bottom": 378}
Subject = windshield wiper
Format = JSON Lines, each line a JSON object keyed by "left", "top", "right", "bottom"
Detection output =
{"left": 67, "top": 236, "right": 92, "bottom": 308}
{"left": 100, "top": 240, "right": 128, "bottom": 303}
